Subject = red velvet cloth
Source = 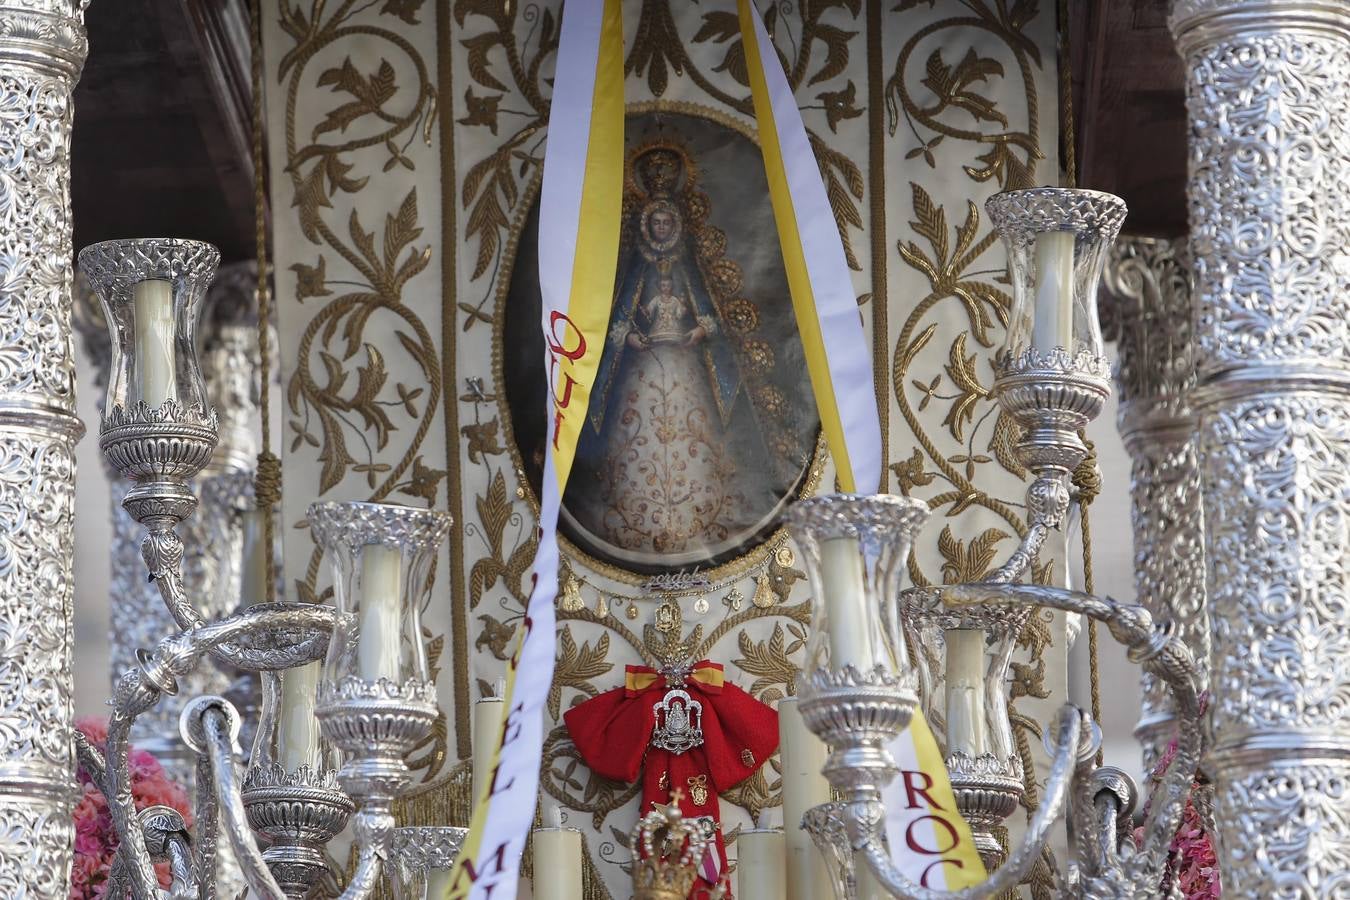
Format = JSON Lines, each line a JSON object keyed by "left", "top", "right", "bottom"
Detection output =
{"left": 564, "top": 661, "right": 779, "bottom": 899}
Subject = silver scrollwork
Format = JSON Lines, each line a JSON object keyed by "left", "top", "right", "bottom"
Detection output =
{"left": 1173, "top": 1, "right": 1350, "bottom": 893}
{"left": 0, "top": 2, "right": 88, "bottom": 894}
{"left": 1101, "top": 235, "right": 1207, "bottom": 772}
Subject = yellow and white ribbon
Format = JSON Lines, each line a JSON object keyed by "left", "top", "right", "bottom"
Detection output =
{"left": 738, "top": 0, "right": 985, "bottom": 888}
{"left": 444, "top": 1, "right": 623, "bottom": 896}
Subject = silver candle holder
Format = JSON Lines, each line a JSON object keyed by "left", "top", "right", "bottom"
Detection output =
{"left": 73, "top": 238, "right": 452, "bottom": 900}
{"left": 790, "top": 190, "right": 1207, "bottom": 898}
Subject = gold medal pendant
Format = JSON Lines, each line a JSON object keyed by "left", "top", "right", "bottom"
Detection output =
{"left": 687, "top": 774, "right": 709, "bottom": 807}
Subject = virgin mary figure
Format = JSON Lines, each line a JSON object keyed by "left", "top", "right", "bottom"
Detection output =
{"left": 561, "top": 138, "right": 807, "bottom": 570}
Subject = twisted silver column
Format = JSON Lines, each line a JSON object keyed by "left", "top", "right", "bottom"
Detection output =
{"left": 0, "top": 2, "right": 87, "bottom": 894}
{"left": 1173, "top": 1, "right": 1350, "bottom": 892}
{"left": 1101, "top": 236, "right": 1206, "bottom": 771}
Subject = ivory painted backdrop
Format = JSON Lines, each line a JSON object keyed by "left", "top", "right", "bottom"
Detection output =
{"left": 258, "top": 2, "right": 1082, "bottom": 896}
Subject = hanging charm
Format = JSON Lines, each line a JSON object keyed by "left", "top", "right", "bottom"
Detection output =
{"left": 693, "top": 595, "right": 709, "bottom": 615}
{"left": 655, "top": 601, "right": 680, "bottom": 632}
{"left": 651, "top": 688, "right": 705, "bottom": 754}
{"left": 559, "top": 570, "right": 585, "bottom": 612}
{"left": 752, "top": 573, "right": 775, "bottom": 608}
{"left": 687, "top": 774, "right": 709, "bottom": 807}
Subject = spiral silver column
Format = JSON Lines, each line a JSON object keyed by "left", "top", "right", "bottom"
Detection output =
{"left": 1172, "top": 1, "right": 1350, "bottom": 892}
{"left": 1101, "top": 236, "right": 1206, "bottom": 773}
{"left": 0, "top": 2, "right": 88, "bottom": 894}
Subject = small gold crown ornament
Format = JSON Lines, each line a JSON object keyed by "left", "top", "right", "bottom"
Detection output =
{"left": 630, "top": 792, "right": 729, "bottom": 900}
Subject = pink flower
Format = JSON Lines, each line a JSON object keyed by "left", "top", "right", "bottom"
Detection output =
{"left": 1134, "top": 722, "right": 1221, "bottom": 899}
{"left": 70, "top": 718, "right": 193, "bottom": 899}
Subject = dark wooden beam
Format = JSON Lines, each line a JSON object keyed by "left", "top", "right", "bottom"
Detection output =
{"left": 73, "top": 0, "right": 259, "bottom": 263}
{"left": 1070, "top": 0, "right": 1187, "bottom": 237}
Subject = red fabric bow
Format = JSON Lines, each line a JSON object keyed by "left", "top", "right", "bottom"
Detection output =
{"left": 564, "top": 661, "right": 778, "bottom": 899}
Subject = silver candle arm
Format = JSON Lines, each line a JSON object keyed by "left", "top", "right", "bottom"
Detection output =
{"left": 945, "top": 584, "right": 1203, "bottom": 895}
{"left": 793, "top": 189, "right": 1209, "bottom": 897}
{"left": 800, "top": 582, "right": 1203, "bottom": 899}
{"left": 73, "top": 239, "right": 446, "bottom": 900}
{"left": 856, "top": 706, "right": 1091, "bottom": 900}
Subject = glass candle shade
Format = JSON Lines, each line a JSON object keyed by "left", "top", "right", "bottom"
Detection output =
{"left": 307, "top": 501, "right": 451, "bottom": 695}
{"left": 249, "top": 666, "right": 341, "bottom": 778}
{"left": 78, "top": 238, "right": 219, "bottom": 418}
{"left": 984, "top": 188, "right": 1127, "bottom": 366}
{"left": 79, "top": 239, "right": 221, "bottom": 486}
{"left": 390, "top": 827, "right": 468, "bottom": 900}
{"left": 901, "top": 594, "right": 1027, "bottom": 772}
{"left": 783, "top": 493, "right": 930, "bottom": 681}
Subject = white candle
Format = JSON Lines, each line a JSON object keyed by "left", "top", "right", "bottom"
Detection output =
{"left": 277, "top": 661, "right": 321, "bottom": 772}
{"left": 736, "top": 829, "right": 785, "bottom": 900}
{"left": 358, "top": 544, "right": 403, "bottom": 682}
{"left": 778, "top": 697, "right": 831, "bottom": 900}
{"left": 133, "top": 278, "right": 178, "bottom": 406}
{"left": 240, "top": 508, "right": 269, "bottom": 606}
{"left": 472, "top": 694, "right": 505, "bottom": 802}
{"left": 1031, "top": 231, "right": 1075, "bottom": 354}
{"left": 819, "top": 536, "right": 875, "bottom": 671}
{"left": 532, "top": 808, "right": 582, "bottom": 900}
{"left": 944, "top": 629, "right": 987, "bottom": 756}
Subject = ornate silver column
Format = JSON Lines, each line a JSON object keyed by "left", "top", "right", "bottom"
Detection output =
{"left": 1172, "top": 2, "right": 1350, "bottom": 892}
{"left": 0, "top": 2, "right": 87, "bottom": 894}
{"left": 1101, "top": 236, "right": 1206, "bottom": 772}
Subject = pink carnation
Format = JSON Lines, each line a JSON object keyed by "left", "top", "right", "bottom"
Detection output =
{"left": 1134, "top": 696, "right": 1221, "bottom": 899}
{"left": 71, "top": 718, "right": 193, "bottom": 899}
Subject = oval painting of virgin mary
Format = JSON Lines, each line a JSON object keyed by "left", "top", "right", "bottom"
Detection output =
{"left": 502, "top": 110, "right": 820, "bottom": 574}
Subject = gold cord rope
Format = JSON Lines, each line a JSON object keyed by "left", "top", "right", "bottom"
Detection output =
{"left": 250, "top": 0, "right": 280, "bottom": 603}
{"left": 1058, "top": 0, "right": 1101, "bottom": 765}
{"left": 1058, "top": 0, "right": 1077, "bottom": 188}
{"left": 1072, "top": 442, "right": 1103, "bottom": 765}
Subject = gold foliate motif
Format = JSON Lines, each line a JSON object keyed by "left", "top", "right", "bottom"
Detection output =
{"left": 885, "top": 1, "right": 1063, "bottom": 882}
{"left": 268, "top": 0, "right": 453, "bottom": 778}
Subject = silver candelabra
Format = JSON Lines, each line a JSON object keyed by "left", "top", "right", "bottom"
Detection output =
{"left": 74, "top": 238, "right": 452, "bottom": 899}
{"left": 789, "top": 188, "right": 1205, "bottom": 898}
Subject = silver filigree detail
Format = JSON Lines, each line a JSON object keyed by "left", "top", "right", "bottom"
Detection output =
{"left": 1102, "top": 236, "right": 1208, "bottom": 772}
{"left": 100, "top": 399, "right": 219, "bottom": 482}
{"left": 307, "top": 500, "right": 452, "bottom": 555}
{"left": 985, "top": 187, "right": 1128, "bottom": 240}
{"left": 1173, "top": 2, "right": 1350, "bottom": 889}
{"left": 242, "top": 762, "right": 343, "bottom": 792}
{"left": 391, "top": 826, "right": 468, "bottom": 871}
{"left": 0, "top": 5, "right": 88, "bottom": 893}
{"left": 995, "top": 345, "right": 1112, "bottom": 381}
{"left": 78, "top": 237, "right": 222, "bottom": 293}
{"left": 650, "top": 687, "right": 705, "bottom": 754}
{"left": 782, "top": 492, "right": 930, "bottom": 544}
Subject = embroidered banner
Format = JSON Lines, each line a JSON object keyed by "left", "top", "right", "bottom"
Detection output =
{"left": 739, "top": 0, "right": 985, "bottom": 888}
{"left": 444, "top": 0, "right": 624, "bottom": 895}
{"left": 263, "top": 0, "right": 1063, "bottom": 893}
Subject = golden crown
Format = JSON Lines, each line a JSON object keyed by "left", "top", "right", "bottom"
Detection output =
{"left": 630, "top": 793, "right": 729, "bottom": 900}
